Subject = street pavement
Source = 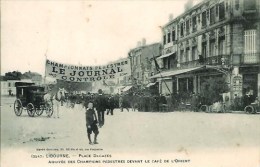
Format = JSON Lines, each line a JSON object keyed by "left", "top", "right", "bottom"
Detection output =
{"left": 1, "top": 96, "right": 260, "bottom": 167}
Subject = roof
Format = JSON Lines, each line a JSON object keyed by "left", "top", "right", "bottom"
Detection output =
{"left": 162, "top": 0, "right": 211, "bottom": 28}
{"left": 0, "top": 76, "right": 7, "bottom": 81}
{"left": 128, "top": 43, "right": 161, "bottom": 54}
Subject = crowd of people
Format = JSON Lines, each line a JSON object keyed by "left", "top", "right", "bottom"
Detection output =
{"left": 59, "top": 88, "right": 259, "bottom": 145}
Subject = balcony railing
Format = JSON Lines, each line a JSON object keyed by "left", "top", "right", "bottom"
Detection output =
{"left": 205, "top": 54, "right": 231, "bottom": 66}
{"left": 179, "top": 55, "right": 231, "bottom": 69}
{"left": 241, "top": 53, "right": 260, "bottom": 65}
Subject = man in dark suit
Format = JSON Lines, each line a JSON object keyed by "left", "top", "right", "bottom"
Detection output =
{"left": 94, "top": 89, "right": 107, "bottom": 127}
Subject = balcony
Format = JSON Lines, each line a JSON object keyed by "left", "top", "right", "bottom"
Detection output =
{"left": 205, "top": 54, "right": 231, "bottom": 66}
{"left": 179, "top": 55, "right": 231, "bottom": 69}
{"left": 241, "top": 53, "right": 260, "bottom": 65}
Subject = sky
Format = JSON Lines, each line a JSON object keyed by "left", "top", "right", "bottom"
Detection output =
{"left": 1, "top": 0, "right": 201, "bottom": 76}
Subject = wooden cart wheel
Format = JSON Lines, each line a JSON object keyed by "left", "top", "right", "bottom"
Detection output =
{"left": 27, "top": 103, "right": 35, "bottom": 117}
{"left": 244, "top": 105, "right": 255, "bottom": 114}
{"left": 14, "top": 99, "right": 23, "bottom": 116}
{"left": 35, "top": 105, "right": 44, "bottom": 116}
{"left": 46, "top": 104, "right": 53, "bottom": 117}
{"left": 200, "top": 105, "right": 208, "bottom": 112}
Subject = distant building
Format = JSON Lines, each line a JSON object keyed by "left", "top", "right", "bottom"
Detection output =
{"left": 128, "top": 40, "right": 161, "bottom": 88}
{"left": 1, "top": 76, "right": 33, "bottom": 95}
{"left": 1, "top": 71, "right": 42, "bottom": 96}
{"left": 22, "top": 71, "right": 42, "bottom": 85}
{"left": 151, "top": 0, "right": 260, "bottom": 101}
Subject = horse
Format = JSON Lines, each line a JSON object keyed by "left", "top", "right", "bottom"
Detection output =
{"left": 44, "top": 88, "right": 66, "bottom": 118}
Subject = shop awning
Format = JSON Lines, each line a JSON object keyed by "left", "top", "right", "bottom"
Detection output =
{"left": 157, "top": 52, "right": 175, "bottom": 59}
{"left": 150, "top": 66, "right": 204, "bottom": 79}
{"left": 146, "top": 82, "right": 157, "bottom": 87}
{"left": 122, "top": 86, "right": 132, "bottom": 92}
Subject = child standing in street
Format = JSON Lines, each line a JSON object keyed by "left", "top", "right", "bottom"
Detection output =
{"left": 85, "top": 102, "right": 99, "bottom": 145}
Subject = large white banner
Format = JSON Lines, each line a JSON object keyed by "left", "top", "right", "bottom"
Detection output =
{"left": 45, "top": 59, "right": 130, "bottom": 82}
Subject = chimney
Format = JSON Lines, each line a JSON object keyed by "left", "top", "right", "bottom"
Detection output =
{"left": 137, "top": 41, "right": 142, "bottom": 47}
{"left": 184, "top": 0, "right": 193, "bottom": 11}
{"left": 169, "top": 14, "right": 174, "bottom": 21}
{"left": 142, "top": 38, "right": 146, "bottom": 46}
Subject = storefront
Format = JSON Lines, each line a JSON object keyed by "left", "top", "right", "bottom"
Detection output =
{"left": 239, "top": 66, "right": 260, "bottom": 99}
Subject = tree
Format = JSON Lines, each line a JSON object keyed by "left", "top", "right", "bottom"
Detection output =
{"left": 200, "top": 77, "right": 229, "bottom": 105}
{"left": 5, "top": 71, "right": 22, "bottom": 80}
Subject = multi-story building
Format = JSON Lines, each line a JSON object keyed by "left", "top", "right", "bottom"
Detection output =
{"left": 151, "top": 0, "right": 260, "bottom": 101}
{"left": 128, "top": 39, "right": 161, "bottom": 88}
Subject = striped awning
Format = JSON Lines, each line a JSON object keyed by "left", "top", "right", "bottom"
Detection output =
{"left": 157, "top": 52, "right": 174, "bottom": 59}
{"left": 150, "top": 66, "right": 204, "bottom": 79}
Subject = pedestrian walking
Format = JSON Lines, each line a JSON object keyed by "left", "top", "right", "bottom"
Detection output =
{"left": 107, "top": 95, "right": 116, "bottom": 115}
{"left": 119, "top": 94, "right": 129, "bottom": 112}
{"left": 94, "top": 89, "right": 107, "bottom": 127}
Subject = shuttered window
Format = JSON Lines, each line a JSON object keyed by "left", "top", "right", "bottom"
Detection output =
{"left": 244, "top": 29, "right": 257, "bottom": 63}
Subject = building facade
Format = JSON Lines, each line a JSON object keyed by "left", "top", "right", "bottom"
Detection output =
{"left": 1, "top": 79, "right": 33, "bottom": 95}
{"left": 128, "top": 40, "right": 161, "bottom": 89}
{"left": 151, "top": 0, "right": 260, "bottom": 102}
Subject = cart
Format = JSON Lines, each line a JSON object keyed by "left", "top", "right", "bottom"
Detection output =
{"left": 14, "top": 82, "right": 53, "bottom": 117}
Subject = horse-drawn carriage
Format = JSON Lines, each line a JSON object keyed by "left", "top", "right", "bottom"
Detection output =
{"left": 14, "top": 82, "right": 53, "bottom": 117}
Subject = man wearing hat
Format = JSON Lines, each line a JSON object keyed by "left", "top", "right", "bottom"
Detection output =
{"left": 94, "top": 89, "right": 107, "bottom": 127}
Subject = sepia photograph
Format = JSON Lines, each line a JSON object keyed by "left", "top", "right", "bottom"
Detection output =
{"left": 1, "top": 0, "right": 260, "bottom": 166}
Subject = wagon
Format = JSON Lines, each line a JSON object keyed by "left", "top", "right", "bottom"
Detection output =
{"left": 13, "top": 82, "right": 53, "bottom": 117}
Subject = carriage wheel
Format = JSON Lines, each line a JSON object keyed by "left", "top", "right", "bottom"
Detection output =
{"left": 46, "top": 104, "right": 54, "bottom": 117}
{"left": 200, "top": 105, "right": 208, "bottom": 112}
{"left": 35, "top": 105, "right": 44, "bottom": 116}
{"left": 244, "top": 105, "right": 255, "bottom": 114}
{"left": 27, "top": 103, "right": 35, "bottom": 117}
{"left": 14, "top": 99, "right": 23, "bottom": 116}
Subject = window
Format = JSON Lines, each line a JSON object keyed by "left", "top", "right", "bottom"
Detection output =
{"left": 186, "top": 47, "right": 190, "bottom": 62}
{"left": 219, "top": 37, "right": 225, "bottom": 55}
{"left": 163, "top": 57, "right": 169, "bottom": 69}
{"left": 202, "top": 11, "right": 207, "bottom": 27}
{"left": 8, "top": 83, "right": 11, "bottom": 87}
{"left": 244, "top": 0, "right": 256, "bottom": 10}
{"left": 209, "top": 40, "right": 215, "bottom": 57}
{"left": 192, "top": 16, "right": 197, "bottom": 32}
{"left": 180, "top": 50, "right": 184, "bottom": 63}
{"left": 186, "top": 19, "right": 190, "bottom": 35}
{"left": 180, "top": 23, "right": 184, "bottom": 37}
{"left": 163, "top": 35, "right": 166, "bottom": 45}
{"left": 192, "top": 46, "right": 197, "bottom": 60}
{"left": 244, "top": 29, "right": 256, "bottom": 54}
{"left": 235, "top": 0, "right": 239, "bottom": 10}
{"left": 202, "top": 42, "right": 207, "bottom": 58}
{"left": 167, "top": 32, "right": 171, "bottom": 43}
{"left": 219, "top": 2, "right": 225, "bottom": 20}
{"left": 135, "top": 55, "right": 140, "bottom": 65}
{"left": 210, "top": 7, "right": 215, "bottom": 25}
{"left": 172, "top": 30, "right": 176, "bottom": 41}
{"left": 169, "top": 55, "right": 176, "bottom": 68}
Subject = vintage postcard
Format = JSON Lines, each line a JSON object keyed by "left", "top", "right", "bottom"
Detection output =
{"left": 1, "top": 0, "right": 260, "bottom": 167}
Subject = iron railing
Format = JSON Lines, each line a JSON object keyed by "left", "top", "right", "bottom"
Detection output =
{"left": 241, "top": 53, "right": 260, "bottom": 65}
{"left": 179, "top": 54, "right": 231, "bottom": 68}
